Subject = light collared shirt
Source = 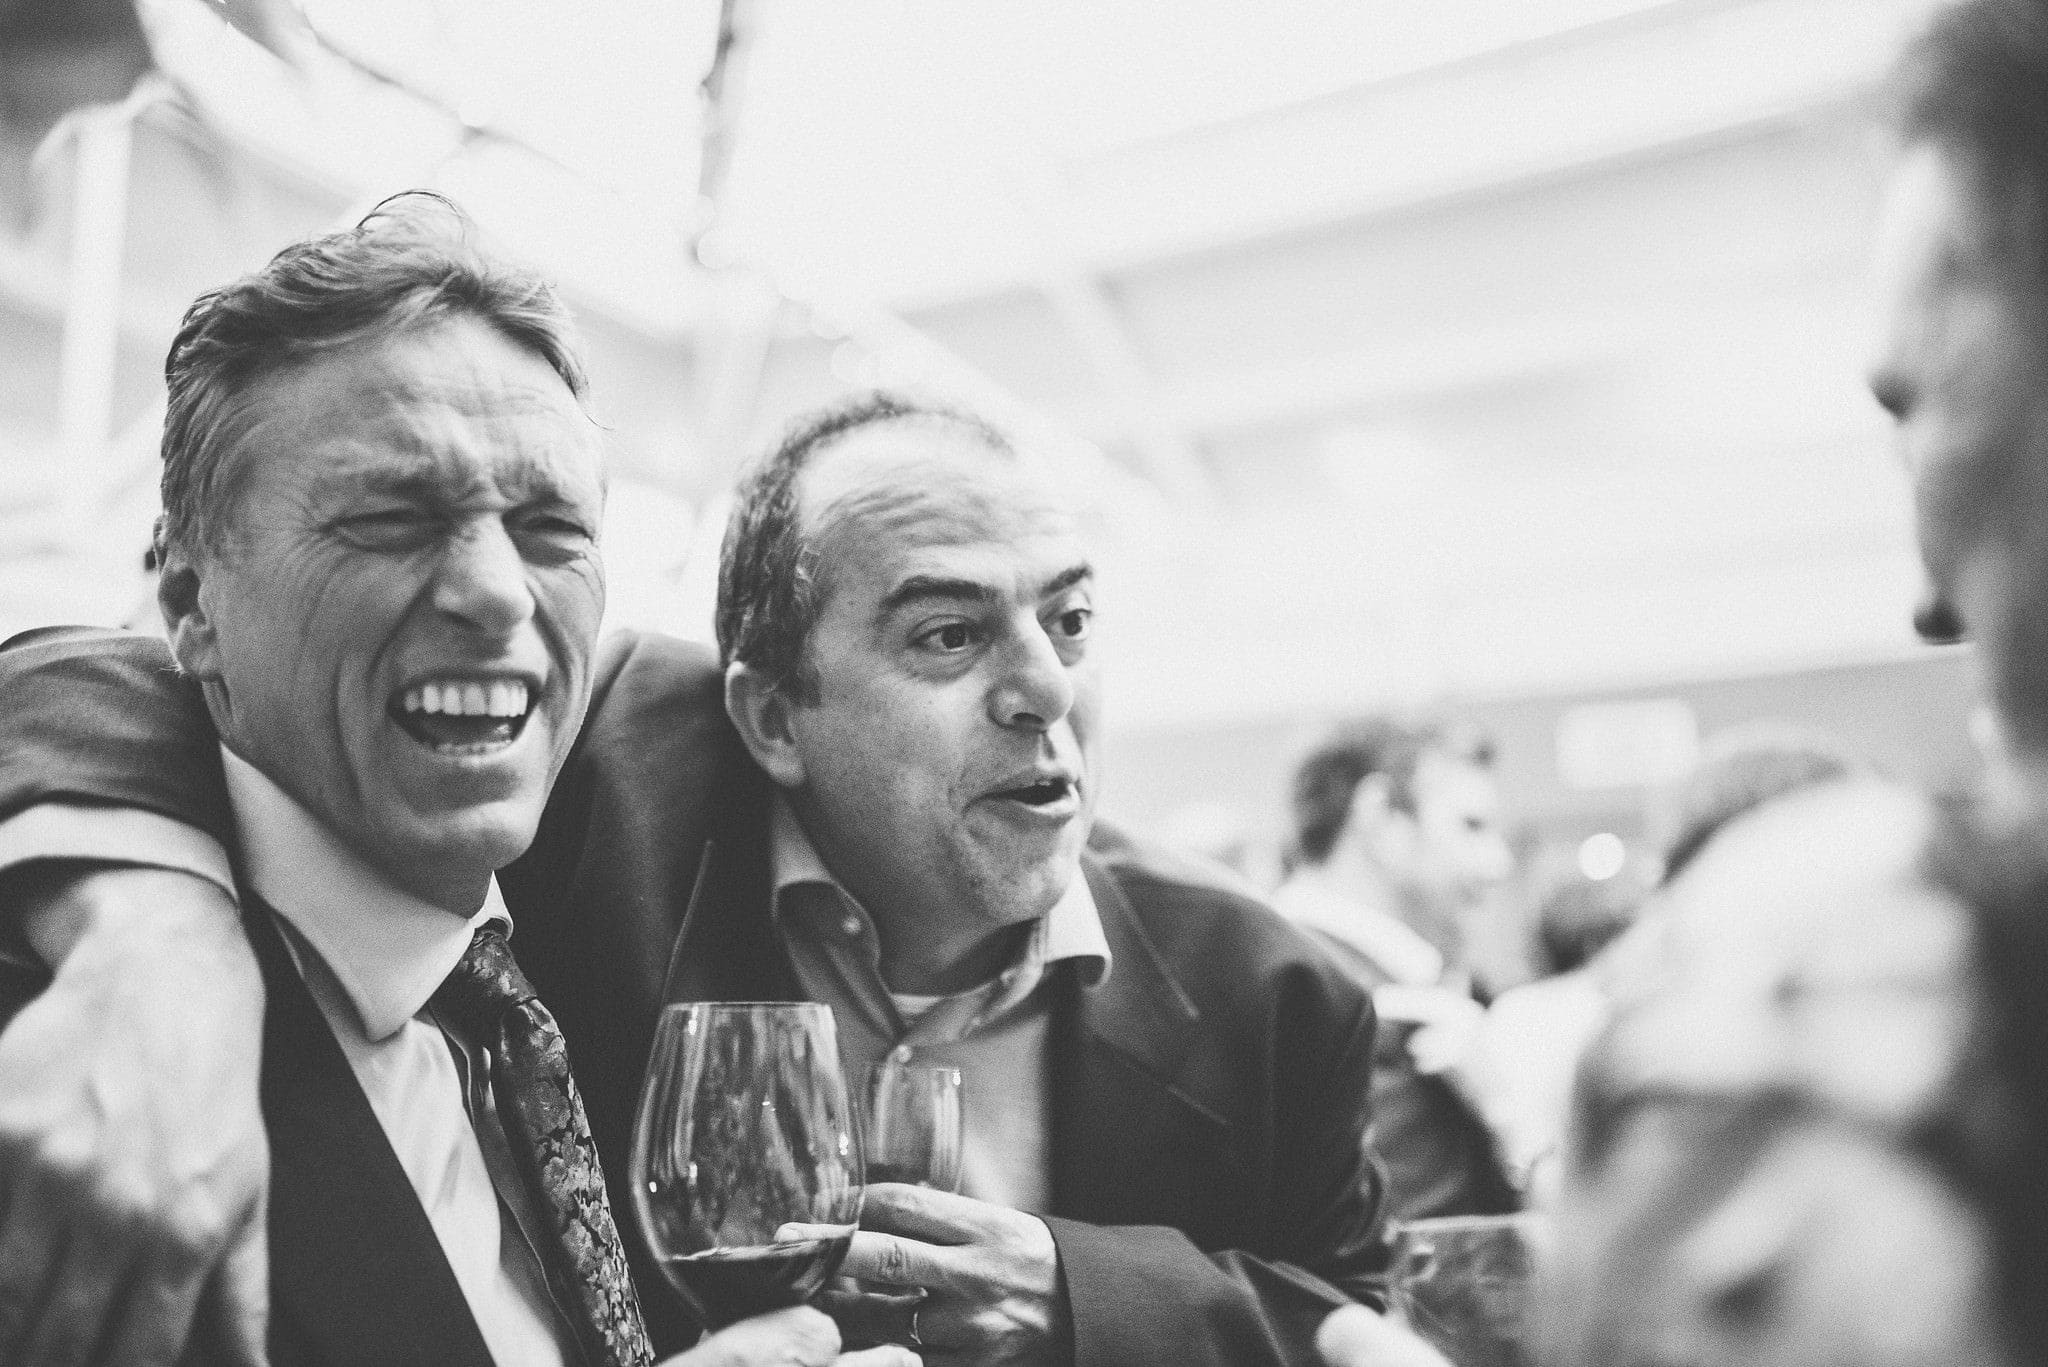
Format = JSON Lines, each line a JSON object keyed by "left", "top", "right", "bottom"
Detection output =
{"left": 769, "top": 798, "right": 1110, "bottom": 1212}
{"left": 221, "top": 749, "right": 577, "bottom": 1367}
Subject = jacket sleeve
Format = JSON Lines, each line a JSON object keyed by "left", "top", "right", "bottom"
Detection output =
{"left": 0, "top": 626, "right": 233, "bottom": 961}
{"left": 0, "top": 627, "right": 233, "bottom": 840}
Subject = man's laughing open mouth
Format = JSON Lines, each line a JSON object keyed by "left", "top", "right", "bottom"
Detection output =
{"left": 391, "top": 677, "right": 535, "bottom": 754}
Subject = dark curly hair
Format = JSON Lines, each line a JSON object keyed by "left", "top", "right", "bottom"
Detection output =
{"left": 157, "top": 190, "right": 588, "bottom": 564}
{"left": 713, "top": 391, "right": 1013, "bottom": 703}
{"left": 1891, "top": 0, "right": 2048, "bottom": 288}
{"left": 1288, "top": 715, "right": 1495, "bottom": 866}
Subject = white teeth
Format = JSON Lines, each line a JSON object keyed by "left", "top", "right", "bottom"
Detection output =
{"left": 400, "top": 679, "right": 532, "bottom": 718}
{"left": 487, "top": 681, "right": 526, "bottom": 717}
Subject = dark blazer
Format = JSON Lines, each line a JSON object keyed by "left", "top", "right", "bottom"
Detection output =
{"left": 1301, "top": 929, "right": 1519, "bottom": 1222}
{"left": 0, "top": 626, "right": 1390, "bottom": 1367}
{"left": 243, "top": 902, "right": 501, "bottom": 1367}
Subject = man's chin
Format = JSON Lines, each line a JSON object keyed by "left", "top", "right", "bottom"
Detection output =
{"left": 369, "top": 801, "right": 542, "bottom": 901}
{"left": 973, "top": 851, "right": 1086, "bottom": 926}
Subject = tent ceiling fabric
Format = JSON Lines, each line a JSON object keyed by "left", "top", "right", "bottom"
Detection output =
{"left": 0, "top": 0, "right": 1963, "bottom": 730}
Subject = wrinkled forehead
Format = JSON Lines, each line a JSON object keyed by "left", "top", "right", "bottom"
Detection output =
{"left": 798, "top": 421, "right": 1083, "bottom": 568}
{"left": 223, "top": 318, "right": 604, "bottom": 506}
{"left": 1595, "top": 782, "right": 1973, "bottom": 1129}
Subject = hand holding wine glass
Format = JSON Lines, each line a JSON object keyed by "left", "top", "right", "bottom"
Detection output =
{"left": 631, "top": 1004, "right": 865, "bottom": 1330}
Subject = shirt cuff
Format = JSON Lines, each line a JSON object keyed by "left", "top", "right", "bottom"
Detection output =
{"left": 0, "top": 802, "right": 237, "bottom": 899}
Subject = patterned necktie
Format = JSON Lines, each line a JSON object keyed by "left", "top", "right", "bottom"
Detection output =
{"left": 432, "top": 925, "right": 654, "bottom": 1367}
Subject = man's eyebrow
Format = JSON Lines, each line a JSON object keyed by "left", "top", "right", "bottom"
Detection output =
{"left": 1041, "top": 563, "right": 1093, "bottom": 598}
{"left": 339, "top": 466, "right": 447, "bottom": 499}
{"left": 878, "top": 563, "right": 1094, "bottom": 617}
{"left": 879, "top": 575, "right": 997, "bottom": 616}
{"left": 322, "top": 454, "right": 573, "bottom": 504}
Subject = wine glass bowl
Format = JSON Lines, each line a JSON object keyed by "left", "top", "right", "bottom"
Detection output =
{"left": 862, "top": 1061, "right": 964, "bottom": 1192}
{"left": 630, "top": 1003, "right": 864, "bottom": 1328}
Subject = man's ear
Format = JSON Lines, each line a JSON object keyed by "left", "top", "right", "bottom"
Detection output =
{"left": 724, "top": 660, "right": 807, "bottom": 789}
{"left": 157, "top": 546, "right": 224, "bottom": 682}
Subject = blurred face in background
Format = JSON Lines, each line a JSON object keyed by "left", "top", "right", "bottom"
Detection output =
{"left": 1545, "top": 784, "right": 2013, "bottom": 1367}
{"left": 1374, "top": 751, "right": 1514, "bottom": 920}
{"left": 1869, "top": 141, "right": 2048, "bottom": 761}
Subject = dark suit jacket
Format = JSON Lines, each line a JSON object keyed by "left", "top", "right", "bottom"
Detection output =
{"left": 1300, "top": 928, "right": 1519, "bottom": 1222}
{"left": 0, "top": 626, "right": 1390, "bottom": 1367}
{"left": 243, "top": 901, "right": 503, "bottom": 1367}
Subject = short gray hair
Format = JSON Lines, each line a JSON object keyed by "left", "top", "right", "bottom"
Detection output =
{"left": 157, "top": 191, "right": 587, "bottom": 562}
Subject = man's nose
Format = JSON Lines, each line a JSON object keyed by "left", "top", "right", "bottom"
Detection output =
{"left": 433, "top": 522, "right": 536, "bottom": 635}
{"left": 989, "top": 622, "right": 1075, "bottom": 731}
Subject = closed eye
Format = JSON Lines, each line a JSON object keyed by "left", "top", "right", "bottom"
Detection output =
{"left": 334, "top": 508, "right": 436, "bottom": 547}
{"left": 511, "top": 510, "right": 597, "bottom": 564}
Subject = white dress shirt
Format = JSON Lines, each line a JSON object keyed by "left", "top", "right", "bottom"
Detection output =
{"left": 219, "top": 748, "right": 575, "bottom": 1367}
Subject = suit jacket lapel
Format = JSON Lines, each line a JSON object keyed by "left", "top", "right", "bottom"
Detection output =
{"left": 1051, "top": 858, "right": 1231, "bottom": 1225}
{"left": 246, "top": 902, "right": 499, "bottom": 1367}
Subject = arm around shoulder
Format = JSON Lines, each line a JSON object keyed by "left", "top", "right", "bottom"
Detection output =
{"left": 0, "top": 626, "right": 231, "bottom": 838}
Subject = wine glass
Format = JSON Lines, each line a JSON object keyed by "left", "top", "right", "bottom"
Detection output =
{"left": 1389, "top": 1214, "right": 1547, "bottom": 1367}
{"left": 861, "top": 1061, "right": 964, "bottom": 1192}
{"left": 630, "top": 1003, "right": 864, "bottom": 1329}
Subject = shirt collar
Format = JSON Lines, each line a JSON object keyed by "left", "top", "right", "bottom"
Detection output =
{"left": 221, "top": 746, "right": 510, "bottom": 1042}
{"left": 1273, "top": 874, "right": 1444, "bottom": 986}
{"left": 769, "top": 795, "right": 1111, "bottom": 987}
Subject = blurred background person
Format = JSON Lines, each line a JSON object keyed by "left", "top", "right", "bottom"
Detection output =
{"left": 1274, "top": 716, "right": 1520, "bottom": 1220}
{"left": 1655, "top": 724, "right": 1869, "bottom": 884}
{"left": 1872, "top": 0, "right": 2048, "bottom": 814}
{"left": 1460, "top": 724, "right": 1862, "bottom": 1204}
{"left": 1458, "top": 867, "right": 1646, "bottom": 1204}
{"left": 1543, "top": 779, "right": 2043, "bottom": 1367}
{"left": 1534, "top": 0, "right": 2048, "bottom": 1355}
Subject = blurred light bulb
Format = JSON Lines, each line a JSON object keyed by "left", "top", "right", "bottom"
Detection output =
{"left": 1578, "top": 832, "right": 1627, "bottom": 882}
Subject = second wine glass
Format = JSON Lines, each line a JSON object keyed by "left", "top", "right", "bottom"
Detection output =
{"left": 630, "top": 1003, "right": 864, "bottom": 1329}
{"left": 862, "top": 1061, "right": 964, "bottom": 1193}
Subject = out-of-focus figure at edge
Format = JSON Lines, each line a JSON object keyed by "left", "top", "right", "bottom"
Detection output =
{"left": 1275, "top": 717, "right": 1521, "bottom": 1220}
{"left": 1545, "top": 3, "right": 2048, "bottom": 1364}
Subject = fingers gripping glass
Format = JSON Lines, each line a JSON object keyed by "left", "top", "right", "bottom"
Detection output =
{"left": 629, "top": 1004, "right": 863, "bottom": 1329}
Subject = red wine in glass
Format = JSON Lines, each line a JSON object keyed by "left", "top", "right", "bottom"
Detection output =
{"left": 862, "top": 1061, "right": 963, "bottom": 1193}
{"left": 657, "top": 1235, "right": 853, "bottom": 1323}
{"left": 631, "top": 1003, "right": 864, "bottom": 1330}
